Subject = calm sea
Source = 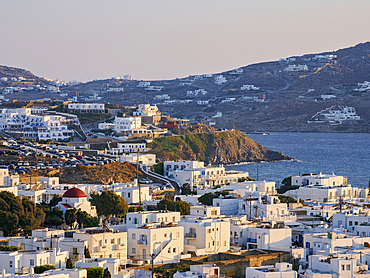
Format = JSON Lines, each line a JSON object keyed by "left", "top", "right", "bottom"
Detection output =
{"left": 225, "top": 132, "right": 370, "bottom": 188}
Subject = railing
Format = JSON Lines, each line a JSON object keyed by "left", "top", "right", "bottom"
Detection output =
{"left": 247, "top": 238, "right": 257, "bottom": 243}
{"left": 137, "top": 239, "right": 147, "bottom": 245}
{"left": 15, "top": 267, "right": 29, "bottom": 274}
{"left": 70, "top": 253, "right": 81, "bottom": 260}
{"left": 185, "top": 232, "right": 197, "bottom": 238}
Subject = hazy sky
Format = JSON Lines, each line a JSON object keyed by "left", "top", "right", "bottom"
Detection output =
{"left": 1, "top": 0, "right": 369, "bottom": 81}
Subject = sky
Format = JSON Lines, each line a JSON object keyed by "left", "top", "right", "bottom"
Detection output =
{"left": 1, "top": 0, "right": 370, "bottom": 82}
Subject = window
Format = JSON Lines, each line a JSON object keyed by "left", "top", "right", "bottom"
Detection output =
{"left": 9, "top": 261, "right": 13, "bottom": 268}
{"left": 349, "top": 221, "right": 353, "bottom": 226}
{"left": 30, "top": 259, "right": 35, "bottom": 266}
{"left": 164, "top": 233, "right": 167, "bottom": 238}
{"left": 346, "top": 265, "right": 350, "bottom": 271}
{"left": 208, "top": 229, "right": 211, "bottom": 233}
{"left": 40, "top": 259, "right": 42, "bottom": 265}
{"left": 132, "top": 248, "right": 136, "bottom": 254}
{"left": 168, "top": 248, "right": 171, "bottom": 253}
{"left": 173, "top": 248, "right": 176, "bottom": 253}
{"left": 212, "top": 241, "right": 215, "bottom": 246}
{"left": 153, "top": 234, "right": 156, "bottom": 240}
{"left": 111, "top": 239, "right": 115, "bottom": 244}
{"left": 118, "top": 238, "right": 121, "bottom": 245}
{"left": 173, "top": 216, "right": 175, "bottom": 222}
{"left": 99, "top": 240, "right": 102, "bottom": 246}
{"left": 342, "top": 265, "right": 345, "bottom": 271}
{"left": 132, "top": 234, "right": 136, "bottom": 239}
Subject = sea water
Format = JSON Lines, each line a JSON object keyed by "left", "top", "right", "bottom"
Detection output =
{"left": 225, "top": 132, "right": 370, "bottom": 188}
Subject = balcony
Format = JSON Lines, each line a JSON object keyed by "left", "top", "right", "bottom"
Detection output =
{"left": 185, "top": 232, "right": 196, "bottom": 239}
{"left": 137, "top": 239, "right": 147, "bottom": 245}
{"left": 70, "top": 253, "right": 81, "bottom": 260}
{"left": 247, "top": 238, "right": 257, "bottom": 243}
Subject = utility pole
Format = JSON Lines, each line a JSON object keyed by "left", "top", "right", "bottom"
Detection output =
{"left": 248, "top": 194, "right": 252, "bottom": 221}
{"left": 136, "top": 149, "right": 141, "bottom": 206}
{"left": 151, "top": 253, "right": 155, "bottom": 278}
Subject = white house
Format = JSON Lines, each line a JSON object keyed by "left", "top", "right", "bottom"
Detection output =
{"left": 67, "top": 103, "right": 105, "bottom": 113}
{"left": 0, "top": 108, "right": 73, "bottom": 141}
{"left": 114, "top": 184, "right": 151, "bottom": 205}
{"left": 174, "top": 264, "right": 220, "bottom": 278}
{"left": 164, "top": 160, "right": 249, "bottom": 191}
{"left": 114, "top": 117, "right": 141, "bottom": 132}
{"left": 137, "top": 82, "right": 150, "bottom": 87}
{"left": 304, "top": 253, "right": 370, "bottom": 278}
{"left": 133, "top": 104, "right": 160, "bottom": 117}
{"left": 111, "top": 142, "right": 147, "bottom": 154}
{"left": 214, "top": 75, "right": 227, "bottom": 85}
{"left": 284, "top": 65, "right": 308, "bottom": 72}
{"left": 119, "top": 153, "right": 156, "bottom": 167}
{"left": 246, "top": 263, "right": 297, "bottom": 278}
{"left": 75, "top": 258, "right": 124, "bottom": 278}
{"left": 0, "top": 249, "right": 68, "bottom": 274}
{"left": 178, "top": 216, "right": 230, "bottom": 256}
{"left": 125, "top": 211, "right": 181, "bottom": 230}
{"left": 73, "top": 228, "right": 127, "bottom": 265}
{"left": 127, "top": 223, "right": 184, "bottom": 264}
{"left": 241, "top": 85, "right": 260, "bottom": 91}
{"left": 229, "top": 68, "right": 243, "bottom": 74}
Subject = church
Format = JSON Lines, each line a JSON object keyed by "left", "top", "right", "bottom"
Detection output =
{"left": 56, "top": 187, "right": 97, "bottom": 217}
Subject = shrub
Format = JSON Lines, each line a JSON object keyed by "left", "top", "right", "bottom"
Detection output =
{"left": 84, "top": 267, "right": 104, "bottom": 278}
{"left": 34, "top": 265, "right": 56, "bottom": 274}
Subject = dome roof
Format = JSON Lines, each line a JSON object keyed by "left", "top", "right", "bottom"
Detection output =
{"left": 62, "top": 187, "right": 87, "bottom": 198}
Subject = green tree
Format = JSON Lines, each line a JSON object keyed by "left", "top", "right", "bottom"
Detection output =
{"left": 277, "top": 195, "right": 298, "bottom": 203}
{"left": 0, "top": 191, "right": 45, "bottom": 236}
{"left": 90, "top": 190, "right": 128, "bottom": 219}
{"left": 76, "top": 209, "right": 99, "bottom": 228}
{"left": 0, "top": 245, "right": 23, "bottom": 251}
{"left": 65, "top": 208, "right": 77, "bottom": 229}
{"left": 103, "top": 268, "right": 111, "bottom": 278}
{"left": 198, "top": 192, "right": 218, "bottom": 206}
{"left": 157, "top": 195, "right": 190, "bottom": 215}
{"left": 84, "top": 246, "right": 91, "bottom": 258}
{"left": 43, "top": 207, "right": 64, "bottom": 228}
{"left": 66, "top": 258, "right": 73, "bottom": 269}
{"left": 84, "top": 267, "right": 104, "bottom": 278}
{"left": 49, "top": 195, "right": 62, "bottom": 207}
{"left": 181, "top": 183, "right": 194, "bottom": 195}
{"left": 198, "top": 191, "right": 229, "bottom": 206}
{"left": 34, "top": 265, "right": 56, "bottom": 274}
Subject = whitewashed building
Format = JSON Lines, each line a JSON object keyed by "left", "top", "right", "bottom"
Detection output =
{"left": 133, "top": 104, "right": 160, "bottom": 117}
{"left": 0, "top": 249, "right": 68, "bottom": 274}
{"left": 0, "top": 108, "right": 73, "bottom": 141}
{"left": 73, "top": 228, "right": 127, "bottom": 264}
{"left": 127, "top": 223, "right": 184, "bottom": 264}
{"left": 67, "top": 103, "right": 105, "bottom": 113}
{"left": 178, "top": 216, "right": 230, "bottom": 256}
{"left": 246, "top": 263, "right": 297, "bottom": 278}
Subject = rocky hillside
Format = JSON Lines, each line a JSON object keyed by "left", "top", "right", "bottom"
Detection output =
{"left": 148, "top": 130, "right": 291, "bottom": 165}
{"left": 20, "top": 162, "right": 141, "bottom": 184}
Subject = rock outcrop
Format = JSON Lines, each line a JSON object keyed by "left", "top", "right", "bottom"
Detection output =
{"left": 149, "top": 130, "right": 292, "bottom": 164}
